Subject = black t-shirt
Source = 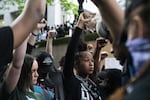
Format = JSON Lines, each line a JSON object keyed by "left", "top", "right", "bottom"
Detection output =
{"left": 0, "top": 27, "right": 13, "bottom": 82}
{"left": 0, "top": 26, "right": 13, "bottom": 67}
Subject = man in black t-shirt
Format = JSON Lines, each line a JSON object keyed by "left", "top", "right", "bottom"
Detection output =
{"left": 0, "top": 27, "right": 13, "bottom": 67}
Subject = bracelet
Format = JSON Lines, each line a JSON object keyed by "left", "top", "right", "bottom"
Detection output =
{"left": 32, "top": 32, "right": 38, "bottom": 36}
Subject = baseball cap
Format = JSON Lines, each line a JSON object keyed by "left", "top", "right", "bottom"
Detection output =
{"left": 126, "top": 0, "right": 149, "bottom": 17}
{"left": 36, "top": 51, "right": 53, "bottom": 67}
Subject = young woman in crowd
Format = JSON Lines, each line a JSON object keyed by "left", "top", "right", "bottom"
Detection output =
{"left": 16, "top": 54, "right": 43, "bottom": 100}
{"left": 1, "top": 52, "right": 44, "bottom": 99}
{"left": 0, "top": 35, "right": 44, "bottom": 100}
{"left": 63, "top": 12, "right": 102, "bottom": 100}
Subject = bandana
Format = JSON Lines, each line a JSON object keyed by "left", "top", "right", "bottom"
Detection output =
{"left": 126, "top": 38, "right": 150, "bottom": 76}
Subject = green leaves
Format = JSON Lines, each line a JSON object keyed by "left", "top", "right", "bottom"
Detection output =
{"left": 46, "top": 0, "right": 55, "bottom": 5}
{"left": 15, "top": 0, "right": 25, "bottom": 12}
{"left": 60, "top": 0, "right": 78, "bottom": 16}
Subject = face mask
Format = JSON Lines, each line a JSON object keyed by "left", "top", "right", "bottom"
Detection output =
{"left": 126, "top": 38, "right": 150, "bottom": 76}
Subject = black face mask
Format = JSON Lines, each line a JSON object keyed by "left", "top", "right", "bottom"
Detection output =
{"left": 37, "top": 52, "right": 57, "bottom": 78}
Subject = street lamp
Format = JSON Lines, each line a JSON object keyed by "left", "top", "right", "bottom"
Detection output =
{"left": 78, "top": 0, "right": 84, "bottom": 15}
{"left": 77, "top": 0, "right": 85, "bottom": 44}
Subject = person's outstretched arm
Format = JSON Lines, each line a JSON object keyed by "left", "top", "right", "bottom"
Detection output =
{"left": 5, "top": 38, "right": 28, "bottom": 94}
{"left": 46, "top": 29, "right": 57, "bottom": 56}
{"left": 91, "top": 0, "right": 124, "bottom": 41}
{"left": 90, "top": 38, "right": 108, "bottom": 82}
{"left": 11, "top": 0, "right": 46, "bottom": 49}
{"left": 27, "top": 18, "right": 46, "bottom": 54}
{"left": 63, "top": 13, "right": 92, "bottom": 78}
{"left": 46, "top": 34, "right": 53, "bottom": 56}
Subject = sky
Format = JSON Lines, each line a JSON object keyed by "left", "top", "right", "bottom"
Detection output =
{"left": 72, "top": 0, "right": 126, "bottom": 13}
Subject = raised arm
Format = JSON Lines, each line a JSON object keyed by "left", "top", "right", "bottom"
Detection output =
{"left": 90, "top": 38, "right": 108, "bottom": 82}
{"left": 46, "top": 35, "right": 53, "bottom": 56}
{"left": 5, "top": 38, "right": 28, "bottom": 94}
{"left": 63, "top": 13, "right": 92, "bottom": 78}
{"left": 27, "top": 18, "right": 47, "bottom": 54}
{"left": 11, "top": 0, "right": 46, "bottom": 49}
{"left": 46, "top": 29, "right": 57, "bottom": 56}
{"left": 91, "top": 0, "right": 124, "bottom": 41}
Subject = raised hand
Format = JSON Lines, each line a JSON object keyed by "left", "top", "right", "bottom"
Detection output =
{"left": 96, "top": 37, "right": 108, "bottom": 49}
{"left": 36, "top": 18, "right": 47, "bottom": 30}
{"left": 77, "top": 12, "right": 93, "bottom": 29}
{"left": 47, "top": 29, "right": 57, "bottom": 38}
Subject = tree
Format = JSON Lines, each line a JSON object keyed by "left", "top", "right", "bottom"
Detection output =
{"left": 60, "top": 0, "right": 78, "bottom": 16}
{"left": 0, "top": 0, "right": 78, "bottom": 16}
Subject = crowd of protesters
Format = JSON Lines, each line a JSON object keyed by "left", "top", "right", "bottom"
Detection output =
{"left": 36, "top": 19, "right": 96, "bottom": 42}
{"left": 0, "top": 0, "right": 150, "bottom": 100}
{"left": 36, "top": 22, "right": 73, "bottom": 42}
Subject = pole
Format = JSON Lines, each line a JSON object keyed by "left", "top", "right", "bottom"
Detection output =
{"left": 77, "top": 0, "right": 85, "bottom": 42}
